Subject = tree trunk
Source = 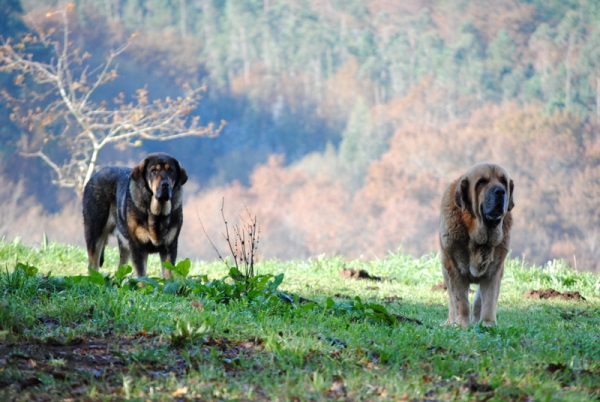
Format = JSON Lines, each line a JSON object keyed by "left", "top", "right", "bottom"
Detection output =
{"left": 84, "top": 145, "right": 102, "bottom": 189}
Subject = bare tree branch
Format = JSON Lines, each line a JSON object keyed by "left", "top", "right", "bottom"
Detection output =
{"left": 221, "top": 197, "right": 240, "bottom": 272}
{"left": 199, "top": 198, "right": 261, "bottom": 285}
{"left": 0, "top": 5, "right": 225, "bottom": 196}
{"left": 196, "top": 208, "right": 227, "bottom": 267}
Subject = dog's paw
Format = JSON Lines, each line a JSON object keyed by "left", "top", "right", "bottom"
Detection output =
{"left": 441, "top": 318, "right": 469, "bottom": 329}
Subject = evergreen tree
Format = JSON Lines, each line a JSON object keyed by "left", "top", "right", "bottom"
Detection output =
{"left": 339, "top": 98, "right": 387, "bottom": 187}
{"left": 486, "top": 30, "right": 517, "bottom": 100}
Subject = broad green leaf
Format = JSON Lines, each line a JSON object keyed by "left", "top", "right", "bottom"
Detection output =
{"left": 269, "top": 273, "right": 284, "bottom": 291}
{"left": 16, "top": 262, "right": 38, "bottom": 276}
{"left": 137, "top": 277, "right": 160, "bottom": 289}
{"left": 65, "top": 275, "right": 90, "bottom": 285}
{"left": 326, "top": 297, "right": 335, "bottom": 309}
{"left": 366, "top": 303, "right": 389, "bottom": 314}
{"left": 228, "top": 266, "right": 242, "bottom": 278}
{"left": 89, "top": 269, "right": 105, "bottom": 286}
{"left": 162, "top": 261, "right": 175, "bottom": 271}
{"left": 164, "top": 258, "right": 191, "bottom": 279}
{"left": 115, "top": 265, "right": 133, "bottom": 280}
{"left": 164, "top": 280, "right": 183, "bottom": 294}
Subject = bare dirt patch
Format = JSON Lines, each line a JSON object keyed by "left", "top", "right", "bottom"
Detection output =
{"left": 0, "top": 334, "right": 264, "bottom": 401}
{"left": 393, "top": 314, "right": 423, "bottom": 326}
{"left": 339, "top": 268, "right": 383, "bottom": 281}
{"left": 463, "top": 376, "right": 494, "bottom": 394}
{"left": 523, "top": 288, "right": 586, "bottom": 301}
{"left": 0, "top": 335, "right": 139, "bottom": 400}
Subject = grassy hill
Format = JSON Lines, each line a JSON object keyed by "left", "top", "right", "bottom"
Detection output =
{"left": 0, "top": 239, "right": 599, "bottom": 400}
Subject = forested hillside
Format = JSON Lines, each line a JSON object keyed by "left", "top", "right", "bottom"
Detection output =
{"left": 2, "top": 0, "right": 600, "bottom": 271}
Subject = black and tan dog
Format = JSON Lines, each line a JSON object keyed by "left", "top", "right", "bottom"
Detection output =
{"left": 439, "top": 162, "right": 515, "bottom": 328}
{"left": 82, "top": 153, "right": 188, "bottom": 278}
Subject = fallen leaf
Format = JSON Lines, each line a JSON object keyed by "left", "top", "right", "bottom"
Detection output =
{"left": 191, "top": 300, "right": 204, "bottom": 310}
{"left": 328, "top": 380, "right": 346, "bottom": 396}
{"left": 172, "top": 386, "right": 188, "bottom": 397}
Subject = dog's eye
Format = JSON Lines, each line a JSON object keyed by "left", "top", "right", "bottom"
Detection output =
{"left": 476, "top": 179, "right": 488, "bottom": 188}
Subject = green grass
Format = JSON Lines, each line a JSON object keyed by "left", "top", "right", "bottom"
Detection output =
{"left": 1, "top": 239, "right": 599, "bottom": 401}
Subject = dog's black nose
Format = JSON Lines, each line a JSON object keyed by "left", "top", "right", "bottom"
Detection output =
{"left": 161, "top": 182, "right": 169, "bottom": 188}
{"left": 493, "top": 187, "right": 506, "bottom": 197}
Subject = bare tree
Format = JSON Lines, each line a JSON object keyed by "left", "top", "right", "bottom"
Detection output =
{"left": 0, "top": 5, "right": 224, "bottom": 194}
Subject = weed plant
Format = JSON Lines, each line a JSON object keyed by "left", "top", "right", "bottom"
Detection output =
{"left": 0, "top": 240, "right": 599, "bottom": 401}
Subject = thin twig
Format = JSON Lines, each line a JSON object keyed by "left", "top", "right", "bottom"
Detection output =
{"left": 196, "top": 208, "right": 226, "bottom": 267}
{"left": 221, "top": 198, "right": 239, "bottom": 272}
{"left": 199, "top": 199, "right": 260, "bottom": 287}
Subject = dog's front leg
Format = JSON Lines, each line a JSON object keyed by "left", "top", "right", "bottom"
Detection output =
{"left": 117, "top": 237, "right": 131, "bottom": 269}
{"left": 159, "top": 243, "right": 178, "bottom": 279}
{"left": 473, "top": 286, "right": 482, "bottom": 322}
{"left": 131, "top": 248, "right": 149, "bottom": 278}
{"left": 441, "top": 258, "right": 470, "bottom": 328}
{"left": 477, "top": 268, "right": 503, "bottom": 325}
{"left": 441, "top": 266, "right": 456, "bottom": 325}
{"left": 452, "top": 277, "right": 471, "bottom": 328}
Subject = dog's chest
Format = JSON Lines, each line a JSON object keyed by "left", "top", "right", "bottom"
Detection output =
{"left": 467, "top": 245, "right": 495, "bottom": 276}
{"left": 450, "top": 241, "right": 496, "bottom": 280}
{"left": 123, "top": 204, "right": 178, "bottom": 247}
{"left": 133, "top": 217, "right": 178, "bottom": 247}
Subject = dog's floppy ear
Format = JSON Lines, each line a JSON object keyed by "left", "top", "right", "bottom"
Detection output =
{"left": 131, "top": 157, "right": 148, "bottom": 182}
{"left": 174, "top": 160, "right": 188, "bottom": 186}
{"left": 507, "top": 179, "right": 515, "bottom": 211}
{"left": 178, "top": 167, "right": 188, "bottom": 186}
{"left": 454, "top": 177, "right": 471, "bottom": 213}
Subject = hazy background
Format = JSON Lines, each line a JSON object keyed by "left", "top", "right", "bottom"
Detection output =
{"left": 1, "top": 0, "right": 600, "bottom": 271}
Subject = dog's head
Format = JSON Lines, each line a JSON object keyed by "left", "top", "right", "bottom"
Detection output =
{"left": 454, "top": 162, "right": 514, "bottom": 244}
{"left": 131, "top": 153, "right": 188, "bottom": 214}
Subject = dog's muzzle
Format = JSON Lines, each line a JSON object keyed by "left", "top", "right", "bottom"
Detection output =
{"left": 481, "top": 186, "right": 507, "bottom": 224}
{"left": 155, "top": 181, "right": 172, "bottom": 201}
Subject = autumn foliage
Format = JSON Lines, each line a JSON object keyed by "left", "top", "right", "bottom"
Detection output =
{"left": 2, "top": 1, "right": 600, "bottom": 272}
{"left": 3, "top": 96, "right": 599, "bottom": 272}
{"left": 179, "top": 101, "right": 600, "bottom": 272}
